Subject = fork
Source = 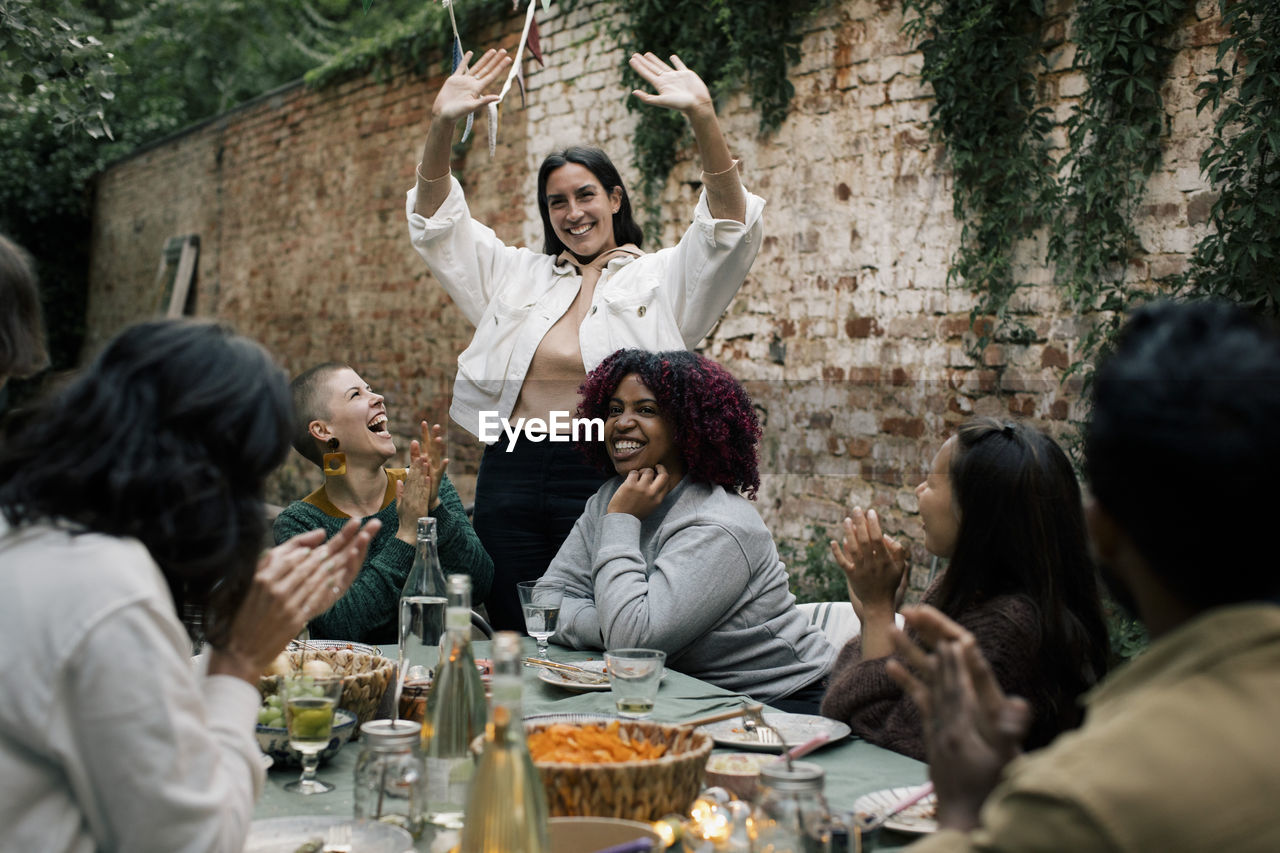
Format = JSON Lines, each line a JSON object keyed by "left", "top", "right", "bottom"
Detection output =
{"left": 740, "top": 706, "right": 788, "bottom": 753}
{"left": 324, "top": 822, "right": 352, "bottom": 853}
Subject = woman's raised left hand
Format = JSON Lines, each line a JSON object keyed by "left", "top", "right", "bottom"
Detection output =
{"left": 208, "top": 519, "right": 381, "bottom": 683}
{"left": 830, "top": 507, "right": 908, "bottom": 622}
{"left": 629, "top": 52, "right": 714, "bottom": 117}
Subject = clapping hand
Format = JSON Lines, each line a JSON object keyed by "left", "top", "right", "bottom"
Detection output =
{"left": 431, "top": 48, "right": 512, "bottom": 123}
{"left": 628, "top": 52, "right": 714, "bottom": 118}
{"left": 209, "top": 519, "right": 381, "bottom": 683}
{"left": 829, "top": 507, "right": 908, "bottom": 622}
{"left": 397, "top": 421, "right": 449, "bottom": 542}
{"left": 886, "top": 605, "right": 1032, "bottom": 831}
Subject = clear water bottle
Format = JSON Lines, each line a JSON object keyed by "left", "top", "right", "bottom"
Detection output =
{"left": 459, "top": 631, "right": 550, "bottom": 853}
{"left": 353, "top": 719, "right": 427, "bottom": 838}
{"left": 750, "top": 760, "right": 833, "bottom": 853}
{"left": 421, "top": 574, "right": 487, "bottom": 830}
{"left": 400, "top": 516, "right": 448, "bottom": 686}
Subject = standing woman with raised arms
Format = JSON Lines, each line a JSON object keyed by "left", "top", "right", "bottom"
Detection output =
{"left": 407, "top": 48, "right": 765, "bottom": 630}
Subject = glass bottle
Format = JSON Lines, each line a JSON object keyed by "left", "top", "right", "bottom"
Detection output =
{"left": 353, "top": 719, "right": 427, "bottom": 838}
{"left": 400, "top": 516, "right": 448, "bottom": 685}
{"left": 459, "top": 631, "right": 550, "bottom": 853}
{"left": 421, "top": 573, "right": 488, "bottom": 829}
{"left": 749, "top": 761, "right": 833, "bottom": 853}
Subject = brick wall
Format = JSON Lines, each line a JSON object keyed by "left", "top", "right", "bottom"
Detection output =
{"left": 87, "top": 0, "right": 1224, "bottom": 590}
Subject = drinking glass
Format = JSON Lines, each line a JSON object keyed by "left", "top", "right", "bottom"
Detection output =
{"left": 604, "top": 648, "right": 665, "bottom": 719}
{"left": 517, "top": 580, "right": 564, "bottom": 659}
{"left": 283, "top": 674, "right": 344, "bottom": 794}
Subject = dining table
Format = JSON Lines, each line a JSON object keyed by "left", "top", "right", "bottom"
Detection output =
{"left": 253, "top": 639, "right": 930, "bottom": 851}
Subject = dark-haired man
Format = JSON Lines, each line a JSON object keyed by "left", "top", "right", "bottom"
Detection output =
{"left": 889, "top": 300, "right": 1280, "bottom": 852}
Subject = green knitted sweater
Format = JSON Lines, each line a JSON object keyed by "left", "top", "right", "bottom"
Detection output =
{"left": 272, "top": 470, "right": 493, "bottom": 643}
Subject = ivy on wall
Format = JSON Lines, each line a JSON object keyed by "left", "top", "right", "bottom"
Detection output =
{"left": 902, "top": 0, "right": 1280, "bottom": 365}
{"left": 1182, "top": 0, "right": 1280, "bottom": 313}
{"left": 1048, "top": 0, "right": 1190, "bottom": 372}
{"left": 306, "top": 0, "right": 513, "bottom": 89}
{"left": 900, "top": 0, "right": 1057, "bottom": 352}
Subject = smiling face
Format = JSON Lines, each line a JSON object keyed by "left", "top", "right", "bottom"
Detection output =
{"left": 604, "top": 373, "right": 686, "bottom": 483}
{"left": 310, "top": 367, "right": 395, "bottom": 467}
{"left": 544, "top": 163, "right": 622, "bottom": 263}
{"left": 915, "top": 437, "right": 961, "bottom": 558}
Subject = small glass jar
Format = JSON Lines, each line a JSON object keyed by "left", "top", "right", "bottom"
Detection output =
{"left": 353, "top": 719, "right": 427, "bottom": 838}
{"left": 749, "top": 760, "right": 832, "bottom": 853}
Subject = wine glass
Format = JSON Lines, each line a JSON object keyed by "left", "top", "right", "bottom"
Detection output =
{"left": 517, "top": 580, "right": 564, "bottom": 659}
{"left": 283, "top": 674, "right": 344, "bottom": 794}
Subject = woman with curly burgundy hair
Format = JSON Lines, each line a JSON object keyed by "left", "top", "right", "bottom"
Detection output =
{"left": 541, "top": 349, "right": 834, "bottom": 709}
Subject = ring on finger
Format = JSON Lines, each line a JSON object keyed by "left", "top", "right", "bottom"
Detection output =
{"left": 330, "top": 584, "right": 342, "bottom": 598}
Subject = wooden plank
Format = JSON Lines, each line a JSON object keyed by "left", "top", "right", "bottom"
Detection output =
{"left": 166, "top": 235, "right": 199, "bottom": 317}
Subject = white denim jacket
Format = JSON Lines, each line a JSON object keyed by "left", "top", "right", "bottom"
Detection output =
{"left": 405, "top": 178, "right": 765, "bottom": 439}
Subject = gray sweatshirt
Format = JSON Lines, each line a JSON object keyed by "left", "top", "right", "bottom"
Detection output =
{"left": 545, "top": 478, "right": 835, "bottom": 703}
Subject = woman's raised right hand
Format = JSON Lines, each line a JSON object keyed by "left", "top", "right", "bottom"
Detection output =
{"left": 431, "top": 48, "right": 512, "bottom": 123}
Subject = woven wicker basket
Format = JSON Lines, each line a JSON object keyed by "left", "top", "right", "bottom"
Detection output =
{"left": 259, "top": 648, "right": 395, "bottom": 729}
{"left": 529, "top": 720, "right": 713, "bottom": 822}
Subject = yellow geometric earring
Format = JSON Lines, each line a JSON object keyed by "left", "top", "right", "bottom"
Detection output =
{"left": 322, "top": 437, "right": 347, "bottom": 477}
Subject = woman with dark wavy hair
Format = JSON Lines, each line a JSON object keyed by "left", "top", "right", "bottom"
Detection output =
{"left": 0, "top": 232, "right": 49, "bottom": 389}
{"left": 0, "top": 319, "right": 378, "bottom": 852}
{"left": 541, "top": 349, "right": 834, "bottom": 709}
{"left": 407, "top": 48, "right": 765, "bottom": 631}
{"left": 820, "top": 418, "right": 1109, "bottom": 759}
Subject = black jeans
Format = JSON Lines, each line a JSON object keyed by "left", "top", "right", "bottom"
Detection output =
{"left": 473, "top": 435, "right": 607, "bottom": 632}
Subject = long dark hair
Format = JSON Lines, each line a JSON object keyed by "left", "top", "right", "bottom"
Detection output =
{"left": 932, "top": 418, "right": 1109, "bottom": 734}
{"left": 0, "top": 319, "right": 292, "bottom": 646}
{"left": 575, "top": 349, "right": 762, "bottom": 497}
{"left": 0, "top": 232, "right": 49, "bottom": 381}
{"left": 537, "top": 147, "right": 644, "bottom": 256}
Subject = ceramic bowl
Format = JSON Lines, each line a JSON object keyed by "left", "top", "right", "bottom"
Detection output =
{"left": 254, "top": 708, "right": 357, "bottom": 768}
{"left": 547, "top": 816, "right": 663, "bottom": 853}
{"left": 702, "top": 752, "right": 779, "bottom": 801}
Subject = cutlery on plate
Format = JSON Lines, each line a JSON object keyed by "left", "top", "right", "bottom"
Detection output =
{"left": 858, "top": 782, "right": 935, "bottom": 833}
{"left": 682, "top": 704, "right": 786, "bottom": 748}
{"left": 323, "top": 822, "right": 352, "bottom": 852}
{"left": 521, "top": 657, "right": 610, "bottom": 684}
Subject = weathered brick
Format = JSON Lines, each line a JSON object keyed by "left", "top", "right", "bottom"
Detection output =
{"left": 86, "top": 0, "right": 1225, "bottom": 599}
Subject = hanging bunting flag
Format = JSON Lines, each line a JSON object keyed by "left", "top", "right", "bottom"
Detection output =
{"left": 481, "top": 0, "right": 541, "bottom": 153}
{"left": 443, "top": 2, "right": 476, "bottom": 144}
{"left": 527, "top": 16, "right": 544, "bottom": 67}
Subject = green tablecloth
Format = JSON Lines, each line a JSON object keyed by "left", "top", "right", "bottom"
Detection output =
{"left": 254, "top": 640, "right": 929, "bottom": 849}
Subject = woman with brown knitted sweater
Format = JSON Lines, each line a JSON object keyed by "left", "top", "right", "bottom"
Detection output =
{"left": 819, "top": 418, "right": 1110, "bottom": 760}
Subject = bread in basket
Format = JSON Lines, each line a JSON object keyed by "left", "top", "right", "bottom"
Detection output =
{"left": 259, "top": 647, "right": 394, "bottom": 729}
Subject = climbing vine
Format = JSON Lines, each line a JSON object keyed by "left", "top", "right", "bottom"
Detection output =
{"left": 900, "top": 0, "right": 1057, "bottom": 352}
{"left": 1182, "top": 0, "right": 1280, "bottom": 314}
{"left": 306, "top": 0, "right": 512, "bottom": 89}
{"left": 1048, "top": 0, "right": 1190, "bottom": 373}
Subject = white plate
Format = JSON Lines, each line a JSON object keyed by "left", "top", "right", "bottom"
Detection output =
{"left": 535, "top": 659, "right": 612, "bottom": 692}
{"left": 533, "top": 659, "right": 668, "bottom": 693}
{"left": 243, "top": 817, "right": 413, "bottom": 853}
{"left": 852, "top": 785, "right": 938, "bottom": 834}
{"left": 697, "top": 712, "right": 851, "bottom": 753}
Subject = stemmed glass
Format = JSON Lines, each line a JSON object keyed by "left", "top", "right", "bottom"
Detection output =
{"left": 517, "top": 580, "right": 564, "bottom": 659}
{"left": 283, "top": 674, "right": 344, "bottom": 794}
